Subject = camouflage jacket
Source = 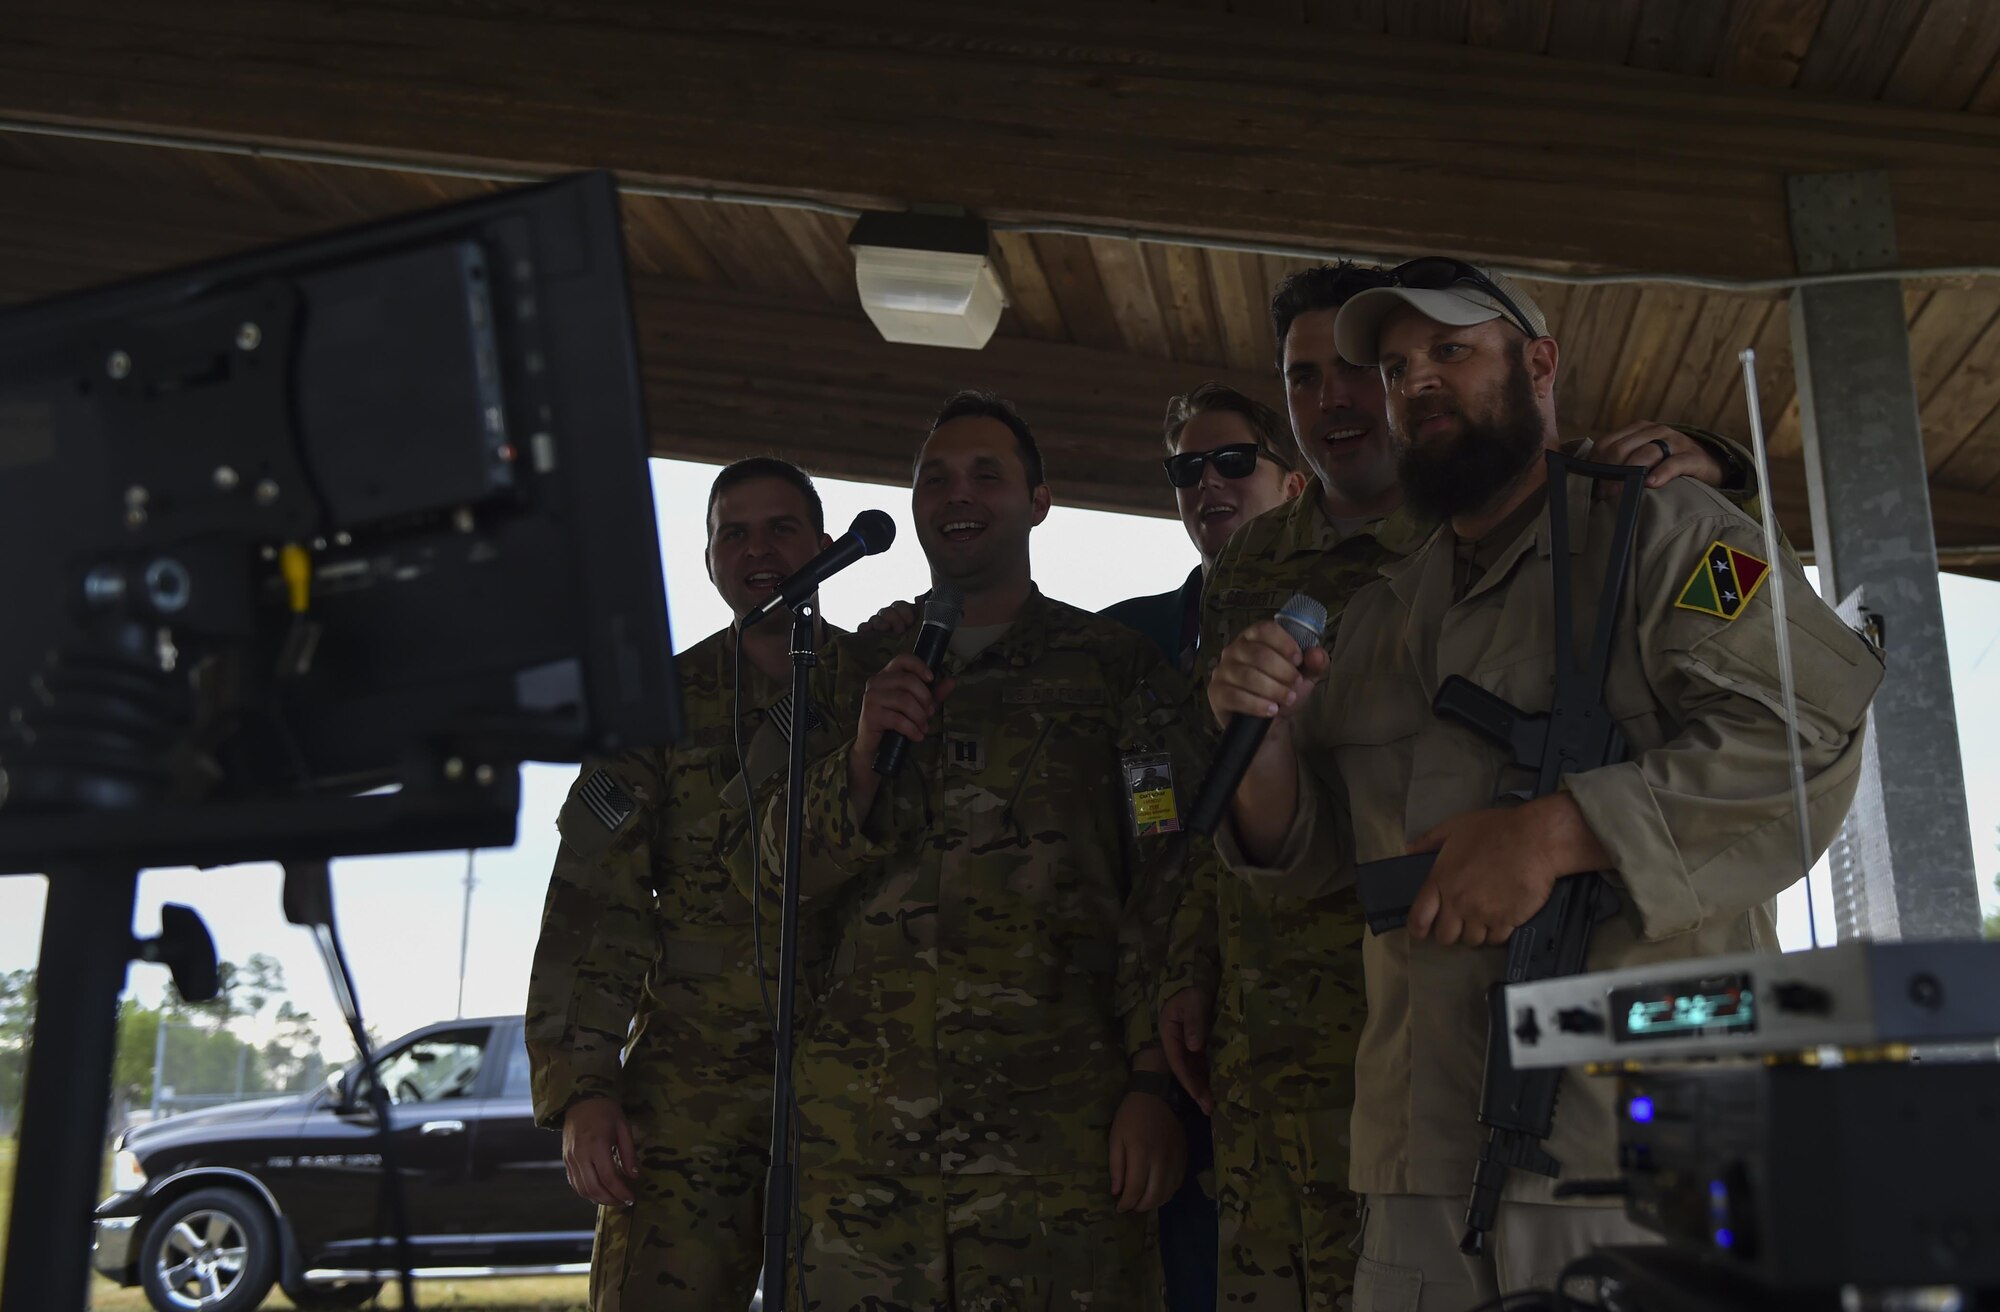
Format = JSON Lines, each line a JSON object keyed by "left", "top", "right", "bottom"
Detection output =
{"left": 1165, "top": 426, "right": 1770, "bottom": 1114}
{"left": 753, "top": 588, "right": 1205, "bottom": 1176}
{"left": 524, "top": 624, "right": 843, "bottom": 1130}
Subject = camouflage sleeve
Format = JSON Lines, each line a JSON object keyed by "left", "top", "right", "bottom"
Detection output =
{"left": 1112, "top": 656, "right": 1210, "bottom": 1058}
{"left": 1212, "top": 723, "right": 1357, "bottom": 901}
{"left": 751, "top": 739, "right": 898, "bottom": 904}
{"left": 524, "top": 755, "right": 663, "bottom": 1129}
{"left": 741, "top": 642, "right": 911, "bottom": 910}
{"left": 1192, "top": 538, "right": 1245, "bottom": 703}
{"left": 1158, "top": 840, "right": 1220, "bottom": 1008}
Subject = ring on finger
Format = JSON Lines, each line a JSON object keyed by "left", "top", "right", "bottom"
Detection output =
{"left": 1651, "top": 437, "right": 1673, "bottom": 462}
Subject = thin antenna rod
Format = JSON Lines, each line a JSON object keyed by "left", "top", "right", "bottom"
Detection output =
{"left": 1739, "top": 348, "right": 1822, "bottom": 949}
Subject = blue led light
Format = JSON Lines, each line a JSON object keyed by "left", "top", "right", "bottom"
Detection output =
{"left": 1709, "top": 1180, "right": 1728, "bottom": 1204}
{"left": 1627, "top": 1095, "right": 1655, "bottom": 1124}
{"left": 1714, "top": 1228, "right": 1735, "bottom": 1249}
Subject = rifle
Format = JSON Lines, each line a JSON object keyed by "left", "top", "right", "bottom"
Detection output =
{"left": 1351, "top": 449, "right": 1646, "bottom": 1256}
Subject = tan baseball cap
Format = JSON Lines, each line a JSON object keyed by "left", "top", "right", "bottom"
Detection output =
{"left": 1334, "top": 261, "right": 1549, "bottom": 366}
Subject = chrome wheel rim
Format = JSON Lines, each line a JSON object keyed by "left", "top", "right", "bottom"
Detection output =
{"left": 153, "top": 1208, "right": 249, "bottom": 1310}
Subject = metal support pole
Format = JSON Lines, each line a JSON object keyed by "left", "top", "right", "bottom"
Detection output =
{"left": 456, "top": 850, "right": 475, "bottom": 1020}
{"left": 1, "top": 869, "right": 140, "bottom": 1312}
{"left": 1785, "top": 172, "right": 1981, "bottom": 940}
{"left": 149, "top": 1012, "right": 167, "bottom": 1118}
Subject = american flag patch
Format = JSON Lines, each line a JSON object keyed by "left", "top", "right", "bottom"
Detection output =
{"left": 577, "top": 768, "right": 636, "bottom": 832}
{"left": 764, "top": 693, "right": 824, "bottom": 744}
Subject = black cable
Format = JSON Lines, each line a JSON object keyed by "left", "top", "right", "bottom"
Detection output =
{"left": 734, "top": 628, "right": 779, "bottom": 1033}
{"left": 308, "top": 914, "right": 417, "bottom": 1309}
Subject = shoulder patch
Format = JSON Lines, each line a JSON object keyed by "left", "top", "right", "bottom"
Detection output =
{"left": 1674, "top": 540, "right": 1771, "bottom": 621}
{"left": 575, "top": 767, "right": 637, "bottom": 832}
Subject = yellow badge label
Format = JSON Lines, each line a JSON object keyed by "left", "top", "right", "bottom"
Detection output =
{"left": 1122, "top": 752, "right": 1181, "bottom": 836}
{"left": 1674, "top": 540, "right": 1771, "bottom": 621}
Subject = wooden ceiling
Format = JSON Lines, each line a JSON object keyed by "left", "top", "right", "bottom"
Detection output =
{"left": 2, "top": 0, "right": 1998, "bottom": 575}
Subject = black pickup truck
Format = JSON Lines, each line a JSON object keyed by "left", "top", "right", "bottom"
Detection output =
{"left": 91, "top": 1014, "right": 594, "bottom": 1312}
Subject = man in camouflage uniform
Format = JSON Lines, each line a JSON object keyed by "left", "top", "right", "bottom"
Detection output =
{"left": 1158, "top": 265, "right": 1759, "bottom": 1310}
{"left": 525, "top": 457, "right": 844, "bottom": 1312}
{"left": 756, "top": 392, "right": 1203, "bottom": 1310}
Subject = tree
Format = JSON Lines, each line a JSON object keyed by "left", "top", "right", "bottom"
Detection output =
{"left": 0, "top": 968, "right": 34, "bottom": 1124}
{"left": 1985, "top": 826, "right": 2000, "bottom": 942}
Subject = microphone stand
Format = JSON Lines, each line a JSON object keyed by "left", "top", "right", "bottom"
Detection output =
{"left": 760, "top": 598, "right": 816, "bottom": 1308}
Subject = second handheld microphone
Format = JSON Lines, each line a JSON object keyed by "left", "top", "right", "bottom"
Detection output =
{"left": 872, "top": 585, "right": 967, "bottom": 777}
{"left": 1186, "top": 592, "right": 1330, "bottom": 837}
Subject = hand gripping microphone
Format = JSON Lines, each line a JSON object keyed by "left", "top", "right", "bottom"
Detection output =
{"left": 1186, "top": 592, "right": 1330, "bottom": 837}
{"left": 742, "top": 510, "right": 897, "bottom": 627}
{"left": 871, "top": 584, "right": 966, "bottom": 777}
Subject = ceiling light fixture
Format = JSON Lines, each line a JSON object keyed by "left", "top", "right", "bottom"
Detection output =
{"left": 849, "top": 210, "right": 1009, "bottom": 350}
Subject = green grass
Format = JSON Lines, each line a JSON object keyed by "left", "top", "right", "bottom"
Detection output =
{"left": 0, "top": 1136, "right": 590, "bottom": 1310}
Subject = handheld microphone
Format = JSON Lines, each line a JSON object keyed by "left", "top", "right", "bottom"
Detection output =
{"left": 1186, "top": 592, "right": 1330, "bottom": 837}
{"left": 872, "top": 584, "right": 966, "bottom": 777}
{"left": 742, "top": 510, "right": 897, "bottom": 627}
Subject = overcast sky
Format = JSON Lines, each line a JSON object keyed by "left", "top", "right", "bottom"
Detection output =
{"left": 1, "top": 458, "right": 1995, "bottom": 1068}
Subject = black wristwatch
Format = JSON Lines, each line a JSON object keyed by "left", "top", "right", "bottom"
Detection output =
{"left": 1127, "top": 1070, "right": 1181, "bottom": 1106}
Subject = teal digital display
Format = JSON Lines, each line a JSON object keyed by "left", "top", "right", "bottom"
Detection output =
{"left": 1610, "top": 973, "right": 1756, "bottom": 1043}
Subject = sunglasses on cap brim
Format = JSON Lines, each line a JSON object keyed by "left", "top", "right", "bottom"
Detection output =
{"left": 1162, "top": 442, "right": 1291, "bottom": 489}
{"left": 1388, "top": 257, "right": 1539, "bottom": 344}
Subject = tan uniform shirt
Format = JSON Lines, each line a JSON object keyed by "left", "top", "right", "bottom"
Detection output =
{"left": 1220, "top": 454, "right": 1882, "bottom": 1200}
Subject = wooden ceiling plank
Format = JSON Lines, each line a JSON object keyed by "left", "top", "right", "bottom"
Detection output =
{"left": 1880, "top": 0, "right": 2000, "bottom": 109}
{"left": 1205, "top": 248, "right": 1273, "bottom": 373}
{"left": 1766, "top": 392, "right": 1804, "bottom": 457}
{"left": 991, "top": 231, "right": 1070, "bottom": 342}
{"left": 1467, "top": 0, "right": 1555, "bottom": 52}
{"left": 1703, "top": 297, "right": 1788, "bottom": 436}
{"left": 1713, "top": 0, "right": 1831, "bottom": 87}
{"left": 1917, "top": 310, "right": 2000, "bottom": 470}
{"left": 1653, "top": 292, "right": 1772, "bottom": 430}
{"left": 1385, "top": 0, "right": 1472, "bottom": 42}
{"left": 1546, "top": 0, "right": 1643, "bottom": 61}
{"left": 1906, "top": 285, "right": 2000, "bottom": 410}
{"left": 622, "top": 197, "right": 728, "bottom": 284}
{"left": 1931, "top": 396, "right": 2000, "bottom": 492}
{"left": 665, "top": 197, "right": 791, "bottom": 291}
{"left": 1086, "top": 235, "right": 1175, "bottom": 357}
{"left": 1549, "top": 284, "right": 1642, "bottom": 431}
{"left": 767, "top": 206, "right": 859, "bottom": 304}
{"left": 12, "top": 1, "right": 2000, "bottom": 279}
{"left": 1303, "top": 0, "right": 1388, "bottom": 32}
{"left": 11, "top": 156, "right": 2000, "bottom": 568}
{"left": 1794, "top": 0, "right": 1933, "bottom": 99}
{"left": 1031, "top": 232, "right": 1127, "bottom": 352}
{"left": 1147, "top": 242, "right": 1225, "bottom": 365}
{"left": 1230, "top": 0, "right": 1308, "bottom": 20}
{"left": 1600, "top": 284, "right": 1707, "bottom": 430}
{"left": 1969, "top": 53, "right": 2000, "bottom": 113}
{"left": 1629, "top": 0, "right": 1737, "bottom": 77}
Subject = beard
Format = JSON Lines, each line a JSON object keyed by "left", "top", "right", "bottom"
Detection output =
{"left": 1394, "top": 355, "right": 1547, "bottom": 522}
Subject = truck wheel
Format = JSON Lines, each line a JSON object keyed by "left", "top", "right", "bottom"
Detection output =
{"left": 137, "top": 1187, "right": 278, "bottom": 1312}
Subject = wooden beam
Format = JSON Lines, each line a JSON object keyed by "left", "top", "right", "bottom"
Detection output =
{"left": 630, "top": 279, "right": 1280, "bottom": 518}
{"left": 7, "top": 1, "right": 2000, "bottom": 280}
{"left": 0, "top": 151, "right": 1278, "bottom": 520}
{"left": 1, "top": 133, "right": 1995, "bottom": 580}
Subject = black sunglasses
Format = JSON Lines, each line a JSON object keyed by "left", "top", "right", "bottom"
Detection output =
{"left": 1388, "top": 257, "right": 1540, "bottom": 344}
{"left": 1162, "top": 442, "right": 1292, "bottom": 489}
